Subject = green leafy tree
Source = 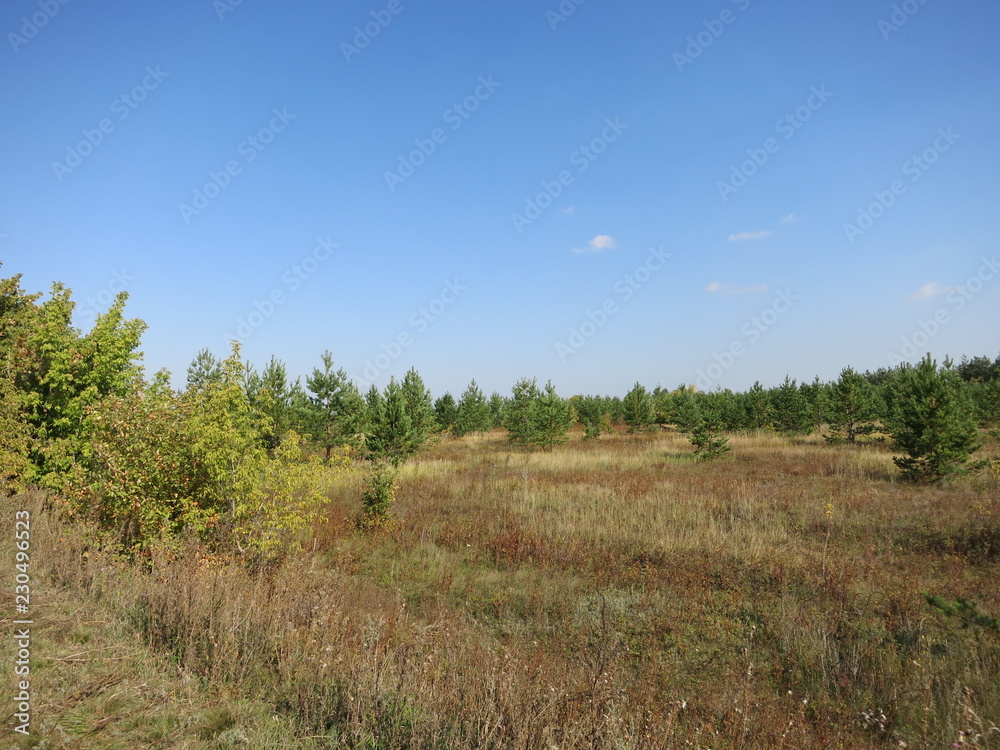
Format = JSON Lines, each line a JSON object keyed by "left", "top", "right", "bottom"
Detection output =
{"left": 433, "top": 393, "right": 458, "bottom": 431}
{"left": 622, "top": 382, "right": 654, "bottom": 433}
{"left": 454, "top": 379, "right": 491, "bottom": 436}
{"left": 825, "top": 367, "right": 879, "bottom": 443}
{"left": 17, "top": 285, "right": 146, "bottom": 485}
{"left": 298, "top": 351, "right": 364, "bottom": 460}
{"left": 888, "top": 355, "right": 982, "bottom": 482}
{"left": 243, "top": 356, "right": 295, "bottom": 450}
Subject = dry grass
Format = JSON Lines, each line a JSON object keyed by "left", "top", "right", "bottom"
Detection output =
{"left": 4, "top": 429, "right": 1000, "bottom": 747}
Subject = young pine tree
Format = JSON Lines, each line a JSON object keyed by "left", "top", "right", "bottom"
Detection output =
{"left": 453, "top": 379, "right": 491, "bottom": 436}
{"left": 888, "top": 355, "right": 982, "bottom": 482}
{"left": 684, "top": 397, "right": 731, "bottom": 460}
{"left": 744, "top": 381, "right": 772, "bottom": 431}
{"left": 770, "top": 376, "right": 813, "bottom": 435}
{"left": 433, "top": 393, "right": 458, "bottom": 431}
{"left": 298, "top": 351, "right": 364, "bottom": 460}
{"left": 622, "top": 382, "right": 655, "bottom": 433}
{"left": 825, "top": 366, "right": 879, "bottom": 443}
{"left": 505, "top": 378, "right": 541, "bottom": 447}
{"left": 400, "top": 367, "right": 437, "bottom": 441}
{"left": 531, "top": 380, "right": 575, "bottom": 450}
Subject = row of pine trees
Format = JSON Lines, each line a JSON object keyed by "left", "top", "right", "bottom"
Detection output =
{"left": 1, "top": 268, "right": 997, "bottom": 552}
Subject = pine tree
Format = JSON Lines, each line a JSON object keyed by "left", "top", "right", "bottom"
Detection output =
{"left": 365, "top": 377, "right": 418, "bottom": 467}
{"left": 826, "top": 366, "right": 879, "bottom": 443}
{"left": 531, "top": 380, "right": 574, "bottom": 450}
{"left": 622, "top": 382, "right": 654, "bottom": 433}
{"left": 682, "top": 397, "right": 731, "bottom": 460}
{"left": 299, "top": 351, "right": 364, "bottom": 460}
{"left": 454, "top": 379, "right": 491, "bottom": 436}
{"left": 745, "top": 381, "right": 772, "bottom": 431}
{"left": 187, "top": 348, "right": 222, "bottom": 391}
{"left": 800, "top": 376, "right": 829, "bottom": 434}
{"left": 400, "top": 367, "right": 437, "bottom": 441}
{"left": 433, "top": 393, "right": 458, "bottom": 431}
{"left": 771, "top": 376, "right": 812, "bottom": 435}
{"left": 888, "top": 355, "right": 982, "bottom": 482}
{"left": 505, "top": 378, "right": 541, "bottom": 446}
{"left": 488, "top": 392, "right": 506, "bottom": 430}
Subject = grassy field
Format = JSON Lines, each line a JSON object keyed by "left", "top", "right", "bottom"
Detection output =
{"left": 4, "top": 428, "right": 1000, "bottom": 748}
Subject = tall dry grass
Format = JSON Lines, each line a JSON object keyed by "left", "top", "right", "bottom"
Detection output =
{"left": 9, "top": 428, "right": 1000, "bottom": 747}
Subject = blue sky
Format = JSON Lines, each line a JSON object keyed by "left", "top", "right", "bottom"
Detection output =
{"left": 2, "top": 0, "right": 998, "bottom": 398}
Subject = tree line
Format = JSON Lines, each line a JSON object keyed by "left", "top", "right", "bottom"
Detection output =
{"left": 1, "top": 268, "right": 997, "bottom": 557}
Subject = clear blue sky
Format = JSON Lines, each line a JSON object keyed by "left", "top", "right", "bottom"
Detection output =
{"left": 2, "top": 0, "right": 998, "bottom": 398}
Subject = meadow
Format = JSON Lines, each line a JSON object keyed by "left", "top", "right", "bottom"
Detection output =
{"left": 5, "top": 427, "right": 999, "bottom": 748}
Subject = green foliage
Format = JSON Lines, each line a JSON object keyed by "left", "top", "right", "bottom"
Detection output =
{"left": 453, "top": 379, "right": 491, "bottom": 436}
{"left": 888, "top": 355, "right": 982, "bottom": 482}
{"left": 0, "top": 375, "right": 32, "bottom": 494}
{"left": 744, "top": 381, "right": 771, "bottom": 431}
{"left": 770, "top": 376, "right": 812, "bottom": 435}
{"left": 574, "top": 395, "right": 613, "bottom": 440}
{"left": 504, "top": 378, "right": 574, "bottom": 450}
{"left": 681, "top": 398, "right": 731, "bottom": 460}
{"left": 622, "top": 382, "right": 654, "bottom": 433}
{"left": 66, "top": 345, "right": 348, "bottom": 558}
{"left": 400, "top": 367, "right": 437, "bottom": 441}
{"left": 298, "top": 351, "right": 364, "bottom": 460}
{"left": 358, "top": 460, "right": 397, "bottom": 529}
{"left": 365, "top": 378, "right": 420, "bottom": 467}
{"left": 505, "top": 377, "right": 542, "bottom": 447}
{"left": 825, "top": 366, "right": 879, "bottom": 443}
{"left": 488, "top": 392, "right": 506, "bottom": 429}
{"left": 186, "top": 348, "right": 221, "bottom": 391}
{"left": 433, "top": 393, "right": 458, "bottom": 431}
{"left": 532, "top": 380, "right": 574, "bottom": 450}
{"left": 235, "top": 430, "right": 345, "bottom": 566}
{"left": 924, "top": 593, "right": 1000, "bottom": 636}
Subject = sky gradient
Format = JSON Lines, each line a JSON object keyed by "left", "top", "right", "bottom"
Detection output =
{"left": 2, "top": 0, "right": 998, "bottom": 398}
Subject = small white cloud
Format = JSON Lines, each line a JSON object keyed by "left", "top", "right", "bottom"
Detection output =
{"left": 706, "top": 282, "right": 767, "bottom": 295}
{"left": 728, "top": 230, "right": 771, "bottom": 242}
{"left": 573, "top": 234, "right": 618, "bottom": 253}
{"left": 909, "top": 282, "right": 954, "bottom": 301}
{"left": 561, "top": 206, "right": 577, "bottom": 215}
{"left": 780, "top": 213, "right": 797, "bottom": 224}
